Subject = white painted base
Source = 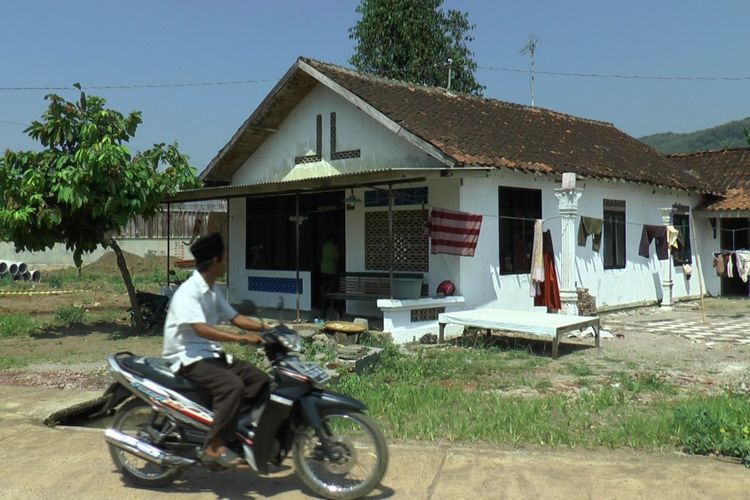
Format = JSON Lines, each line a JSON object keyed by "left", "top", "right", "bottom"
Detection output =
{"left": 377, "top": 296, "right": 466, "bottom": 344}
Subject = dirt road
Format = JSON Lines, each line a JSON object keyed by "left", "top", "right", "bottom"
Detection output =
{"left": 0, "top": 385, "right": 747, "bottom": 499}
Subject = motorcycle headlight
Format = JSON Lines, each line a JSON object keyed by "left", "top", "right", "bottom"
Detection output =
{"left": 280, "top": 332, "right": 302, "bottom": 352}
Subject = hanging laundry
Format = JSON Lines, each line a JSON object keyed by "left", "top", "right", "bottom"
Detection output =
{"left": 638, "top": 225, "right": 669, "bottom": 260}
{"left": 428, "top": 208, "right": 483, "bottom": 257}
{"left": 529, "top": 220, "right": 544, "bottom": 297}
{"left": 534, "top": 230, "right": 561, "bottom": 311}
{"left": 713, "top": 254, "right": 725, "bottom": 276}
{"left": 726, "top": 254, "right": 735, "bottom": 278}
{"left": 577, "top": 216, "right": 603, "bottom": 252}
{"left": 735, "top": 251, "right": 750, "bottom": 283}
{"left": 666, "top": 226, "right": 680, "bottom": 249}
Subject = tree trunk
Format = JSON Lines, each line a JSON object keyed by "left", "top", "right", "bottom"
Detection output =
{"left": 106, "top": 236, "right": 144, "bottom": 332}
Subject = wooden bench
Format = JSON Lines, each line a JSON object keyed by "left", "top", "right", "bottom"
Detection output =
{"left": 323, "top": 272, "right": 426, "bottom": 302}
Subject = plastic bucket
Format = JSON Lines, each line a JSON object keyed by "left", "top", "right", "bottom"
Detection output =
{"left": 392, "top": 278, "right": 422, "bottom": 300}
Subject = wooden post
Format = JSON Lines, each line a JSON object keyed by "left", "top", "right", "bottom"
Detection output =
{"left": 295, "top": 192, "right": 301, "bottom": 322}
{"left": 689, "top": 214, "right": 707, "bottom": 323}
{"left": 388, "top": 184, "right": 394, "bottom": 300}
{"left": 166, "top": 202, "right": 171, "bottom": 287}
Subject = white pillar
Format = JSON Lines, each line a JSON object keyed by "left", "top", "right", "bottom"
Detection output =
{"left": 554, "top": 173, "right": 583, "bottom": 315}
{"left": 659, "top": 207, "right": 674, "bottom": 309}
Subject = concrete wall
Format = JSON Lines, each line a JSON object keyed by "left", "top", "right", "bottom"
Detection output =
{"left": 457, "top": 169, "right": 710, "bottom": 311}
{"left": 232, "top": 84, "right": 443, "bottom": 185}
{"left": 225, "top": 170, "right": 716, "bottom": 316}
{"left": 0, "top": 239, "right": 192, "bottom": 269}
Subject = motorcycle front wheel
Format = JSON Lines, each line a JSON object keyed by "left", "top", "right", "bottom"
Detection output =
{"left": 108, "top": 398, "right": 182, "bottom": 488}
{"left": 293, "top": 410, "right": 388, "bottom": 500}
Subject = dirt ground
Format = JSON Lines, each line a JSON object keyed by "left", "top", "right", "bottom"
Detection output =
{"left": 0, "top": 386, "right": 748, "bottom": 500}
{"left": 1, "top": 294, "right": 749, "bottom": 396}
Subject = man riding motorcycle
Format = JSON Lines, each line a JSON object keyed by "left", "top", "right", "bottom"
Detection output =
{"left": 162, "top": 232, "right": 268, "bottom": 468}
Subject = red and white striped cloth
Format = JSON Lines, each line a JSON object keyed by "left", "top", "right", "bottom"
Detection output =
{"left": 428, "top": 208, "right": 483, "bottom": 257}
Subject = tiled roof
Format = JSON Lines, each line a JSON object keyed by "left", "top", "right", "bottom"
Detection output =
{"left": 669, "top": 148, "right": 750, "bottom": 211}
{"left": 303, "top": 58, "right": 706, "bottom": 190}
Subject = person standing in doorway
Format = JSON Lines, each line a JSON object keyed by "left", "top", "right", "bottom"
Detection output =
{"left": 320, "top": 232, "right": 342, "bottom": 319}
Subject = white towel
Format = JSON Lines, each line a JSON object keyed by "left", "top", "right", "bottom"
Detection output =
{"left": 529, "top": 219, "right": 544, "bottom": 297}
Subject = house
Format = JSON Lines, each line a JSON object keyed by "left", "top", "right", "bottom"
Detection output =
{"left": 169, "top": 57, "right": 729, "bottom": 340}
{"left": 669, "top": 148, "right": 750, "bottom": 297}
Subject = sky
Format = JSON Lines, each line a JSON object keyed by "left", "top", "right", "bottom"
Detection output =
{"left": 2, "top": 0, "right": 750, "bottom": 170}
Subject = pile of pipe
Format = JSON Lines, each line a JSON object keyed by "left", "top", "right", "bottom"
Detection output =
{"left": 0, "top": 260, "right": 42, "bottom": 282}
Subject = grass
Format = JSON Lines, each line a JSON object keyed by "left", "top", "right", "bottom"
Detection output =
{"left": 566, "top": 362, "right": 594, "bottom": 377}
{"left": 0, "top": 314, "right": 40, "bottom": 338}
{"left": 335, "top": 346, "right": 747, "bottom": 462}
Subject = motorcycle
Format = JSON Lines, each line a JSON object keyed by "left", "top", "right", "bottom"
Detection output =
{"left": 99, "top": 323, "right": 389, "bottom": 500}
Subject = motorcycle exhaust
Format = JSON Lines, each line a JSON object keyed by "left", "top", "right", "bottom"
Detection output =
{"left": 104, "top": 428, "right": 195, "bottom": 467}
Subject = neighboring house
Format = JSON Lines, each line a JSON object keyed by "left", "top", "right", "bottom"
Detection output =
{"left": 171, "top": 56, "right": 725, "bottom": 322}
{"left": 669, "top": 148, "right": 750, "bottom": 297}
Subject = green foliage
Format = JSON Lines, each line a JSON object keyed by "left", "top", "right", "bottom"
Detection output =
{"left": 0, "top": 314, "right": 39, "bottom": 338}
{"left": 54, "top": 306, "right": 87, "bottom": 325}
{"left": 672, "top": 394, "right": 750, "bottom": 466}
{"left": 0, "top": 87, "right": 200, "bottom": 267}
{"left": 640, "top": 116, "right": 750, "bottom": 154}
{"left": 349, "top": 0, "right": 484, "bottom": 95}
{"left": 46, "top": 273, "right": 63, "bottom": 289}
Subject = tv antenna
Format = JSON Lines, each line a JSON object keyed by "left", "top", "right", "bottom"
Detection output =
{"left": 520, "top": 36, "right": 539, "bottom": 107}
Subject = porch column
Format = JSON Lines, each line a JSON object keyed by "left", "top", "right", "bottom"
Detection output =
{"left": 659, "top": 207, "right": 674, "bottom": 309}
{"left": 554, "top": 173, "right": 583, "bottom": 315}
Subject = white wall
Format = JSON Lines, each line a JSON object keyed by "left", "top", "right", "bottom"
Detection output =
{"left": 232, "top": 84, "right": 444, "bottom": 185}
{"left": 457, "top": 169, "right": 708, "bottom": 311}
{"left": 0, "top": 239, "right": 192, "bottom": 269}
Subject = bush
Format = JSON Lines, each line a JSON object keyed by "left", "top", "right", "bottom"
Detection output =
{"left": 672, "top": 394, "right": 750, "bottom": 466}
{"left": 55, "top": 306, "right": 87, "bottom": 325}
{"left": 0, "top": 314, "right": 39, "bottom": 338}
{"left": 46, "top": 274, "right": 63, "bottom": 289}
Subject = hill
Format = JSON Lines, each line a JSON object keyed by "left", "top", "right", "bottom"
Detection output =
{"left": 639, "top": 117, "right": 750, "bottom": 154}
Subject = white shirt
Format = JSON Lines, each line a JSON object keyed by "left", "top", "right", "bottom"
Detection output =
{"left": 162, "top": 270, "right": 238, "bottom": 372}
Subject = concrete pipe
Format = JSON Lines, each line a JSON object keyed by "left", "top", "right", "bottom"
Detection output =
{"left": 21, "top": 271, "right": 31, "bottom": 281}
{"left": 0, "top": 261, "right": 7, "bottom": 274}
{"left": 15, "top": 262, "right": 28, "bottom": 275}
{"left": 29, "top": 270, "right": 42, "bottom": 283}
{"left": 1, "top": 261, "right": 18, "bottom": 276}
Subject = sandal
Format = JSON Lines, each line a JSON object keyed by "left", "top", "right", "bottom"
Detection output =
{"left": 202, "top": 447, "right": 244, "bottom": 468}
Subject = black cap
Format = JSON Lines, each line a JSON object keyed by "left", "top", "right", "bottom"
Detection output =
{"left": 190, "top": 232, "right": 224, "bottom": 263}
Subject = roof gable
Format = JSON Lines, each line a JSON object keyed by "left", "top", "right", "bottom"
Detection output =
{"left": 202, "top": 56, "right": 705, "bottom": 191}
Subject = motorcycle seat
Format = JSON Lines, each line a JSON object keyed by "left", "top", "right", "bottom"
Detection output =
{"left": 120, "top": 356, "right": 211, "bottom": 406}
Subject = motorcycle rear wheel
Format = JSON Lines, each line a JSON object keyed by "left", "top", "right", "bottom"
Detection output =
{"left": 293, "top": 410, "right": 388, "bottom": 500}
{"left": 108, "top": 398, "right": 183, "bottom": 488}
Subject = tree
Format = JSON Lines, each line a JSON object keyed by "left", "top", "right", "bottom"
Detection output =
{"left": 0, "top": 86, "right": 199, "bottom": 330}
{"left": 349, "top": 0, "right": 484, "bottom": 95}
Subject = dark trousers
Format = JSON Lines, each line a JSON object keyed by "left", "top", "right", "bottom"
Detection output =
{"left": 321, "top": 273, "right": 344, "bottom": 319}
{"left": 179, "top": 357, "right": 269, "bottom": 444}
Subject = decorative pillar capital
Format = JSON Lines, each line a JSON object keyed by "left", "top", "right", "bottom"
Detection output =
{"left": 554, "top": 188, "right": 584, "bottom": 215}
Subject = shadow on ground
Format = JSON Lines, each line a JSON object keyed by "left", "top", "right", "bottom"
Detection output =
{"left": 451, "top": 331, "right": 593, "bottom": 358}
{"left": 117, "top": 465, "right": 396, "bottom": 499}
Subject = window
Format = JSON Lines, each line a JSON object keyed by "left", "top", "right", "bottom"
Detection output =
{"left": 672, "top": 212, "right": 692, "bottom": 265}
{"left": 603, "top": 199, "right": 626, "bottom": 270}
{"left": 498, "top": 187, "right": 542, "bottom": 275}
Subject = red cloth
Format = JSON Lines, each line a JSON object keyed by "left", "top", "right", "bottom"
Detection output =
{"left": 534, "top": 230, "right": 561, "bottom": 311}
{"left": 428, "top": 208, "right": 483, "bottom": 257}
